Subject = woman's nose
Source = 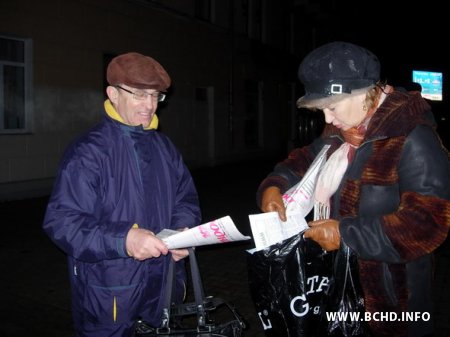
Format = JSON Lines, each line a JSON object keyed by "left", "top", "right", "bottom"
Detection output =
{"left": 323, "top": 109, "right": 334, "bottom": 124}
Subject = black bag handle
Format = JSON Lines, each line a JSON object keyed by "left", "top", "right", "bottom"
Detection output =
{"left": 159, "top": 256, "right": 175, "bottom": 330}
{"left": 160, "top": 248, "right": 208, "bottom": 331}
{"left": 136, "top": 248, "right": 246, "bottom": 336}
{"left": 187, "top": 247, "right": 208, "bottom": 328}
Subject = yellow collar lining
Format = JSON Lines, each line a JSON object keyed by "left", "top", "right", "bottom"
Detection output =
{"left": 104, "top": 99, "right": 158, "bottom": 130}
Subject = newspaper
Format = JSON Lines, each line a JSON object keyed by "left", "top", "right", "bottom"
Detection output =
{"left": 248, "top": 211, "right": 308, "bottom": 251}
{"left": 157, "top": 145, "right": 330, "bottom": 251}
{"left": 248, "top": 144, "right": 330, "bottom": 252}
{"left": 282, "top": 144, "right": 330, "bottom": 216}
{"left": 157, "top": 215, "right": 251, "bottom": 249}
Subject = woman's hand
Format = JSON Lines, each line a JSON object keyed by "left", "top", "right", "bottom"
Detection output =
{"left": 304, "top": 219, "right": 340, "bottom": 251}
{"left": 261, "top": 186, "right": 287, "bottom": 222}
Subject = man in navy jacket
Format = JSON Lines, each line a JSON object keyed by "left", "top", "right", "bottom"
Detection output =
{"left": 43, "top": 52, "right": 201, "bottom": 337}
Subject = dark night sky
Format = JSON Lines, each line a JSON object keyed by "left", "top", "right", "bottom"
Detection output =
{"left": 335, "top": 2, "right": 449, "bottom": 143}
{"left": 299, "top": 2, "right": 449, "bottom": 142}
{"left": 331, "top": 3, "right": 448, "bottom": 83}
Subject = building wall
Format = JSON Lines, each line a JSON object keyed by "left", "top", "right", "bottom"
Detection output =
{"left": 0, "top": 0, "right": 300, "bottom": 200}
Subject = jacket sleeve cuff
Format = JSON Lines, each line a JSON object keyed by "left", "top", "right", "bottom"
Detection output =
{"left": 118, "top": 223, "right": 139, "bottom": 258}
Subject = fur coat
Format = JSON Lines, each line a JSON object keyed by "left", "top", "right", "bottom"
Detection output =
{"left": 257, "top": 90, "right": 450, "bottom": 337}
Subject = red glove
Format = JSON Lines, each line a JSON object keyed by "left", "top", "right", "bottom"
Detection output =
{"left": 304, "top": 219, "right": 340, "bottom": 251}
{"left": 260, "top": 186, "right": 287, "bottom": 222}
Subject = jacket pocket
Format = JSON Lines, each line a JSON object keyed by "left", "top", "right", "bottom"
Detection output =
{"left": 84, "top": 282, "right": 142, "bottom": 325}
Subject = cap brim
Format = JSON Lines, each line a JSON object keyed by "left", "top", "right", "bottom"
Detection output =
{"left": 296, "top": 93, "right": 351, "bottom": 109}
{"left": 297, "top": 85, "right": 374, "bottom": 110}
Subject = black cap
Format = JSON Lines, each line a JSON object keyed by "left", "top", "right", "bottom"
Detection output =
{"left": 297, "top": 41, "right": 380, "bottom": 108}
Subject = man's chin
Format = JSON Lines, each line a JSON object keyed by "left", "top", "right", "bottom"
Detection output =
{"left": 138, "top": 118, "right": 152, "bottom": 128}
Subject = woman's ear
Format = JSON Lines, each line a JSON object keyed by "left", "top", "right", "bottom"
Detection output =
{"left": 106, "top": 86, "right": 118, "bottom": 104}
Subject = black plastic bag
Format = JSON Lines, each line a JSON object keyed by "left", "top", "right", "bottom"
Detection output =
{"left": 323, "top": 243, "right": 370, "bottom": 337}
{"left": 247, "top": 232, "right": 332, "bottom": 337}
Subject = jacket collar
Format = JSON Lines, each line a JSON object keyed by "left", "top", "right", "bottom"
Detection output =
{"left": 103, "top": 99, "right": 159, "bottom": 130}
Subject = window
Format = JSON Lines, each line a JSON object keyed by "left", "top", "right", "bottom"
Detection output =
{"left": 0, "top": 36, "right": 32, "bottom": 133}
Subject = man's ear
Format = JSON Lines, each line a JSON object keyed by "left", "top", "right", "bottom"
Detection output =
{"left": 106, "top": 86, "right": 119, "bottom": 104}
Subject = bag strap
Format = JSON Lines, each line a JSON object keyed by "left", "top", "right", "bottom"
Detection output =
{"left": 160, "top": 257, "right": 176, "bottom": 330}
{"left": 187, "top": 247, "right": 208, "bottom": 328}
{"left": 188, "top": 248, "right": 205, "bottom": 305}
{"left": 160, "top": 248, "right": 208, "bottom": 330}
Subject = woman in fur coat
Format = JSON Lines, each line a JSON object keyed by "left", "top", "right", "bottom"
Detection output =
{"left": 257, "top": 41, "right": 450, "bottom": 337}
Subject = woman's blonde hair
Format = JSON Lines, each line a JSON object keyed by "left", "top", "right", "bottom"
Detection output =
{"left": 364, "top": 81, "right": 386, "bottom": 111}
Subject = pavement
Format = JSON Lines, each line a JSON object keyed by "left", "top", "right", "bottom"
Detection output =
{"left": 1, "top": 159, "right": 449, "bottom": 337}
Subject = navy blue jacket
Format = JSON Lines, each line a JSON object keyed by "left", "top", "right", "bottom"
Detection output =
{"left": 43, "top": 114, "right": 201, "bottom": 336}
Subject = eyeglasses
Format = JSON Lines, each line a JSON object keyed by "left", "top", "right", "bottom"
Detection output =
{"left": 115, "top": 85, "right": 166, "bottom": 102}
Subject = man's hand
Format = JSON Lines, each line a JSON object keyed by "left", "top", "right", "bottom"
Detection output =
{"left": 170, "top": 248, "right": 189, "bottom": 261}
{"left": 303, "top": 219, "right": 340, "bottom": 251}
{"left": 261, "top": 186, "right": 287, "bottom": 222}
{"left": 169, "top": 227, "right": 190, "bottom": 261}
{"left": 126, "top": 228, "right": 169, "bottom": 260}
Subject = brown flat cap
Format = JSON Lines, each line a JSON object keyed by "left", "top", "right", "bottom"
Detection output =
{"left": 107, "top": 52, "right": 171, "bottom": 91}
